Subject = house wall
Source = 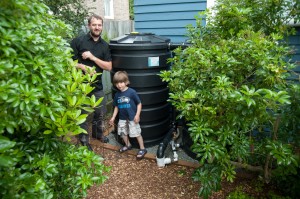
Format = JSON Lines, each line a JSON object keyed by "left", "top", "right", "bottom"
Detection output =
{"left": 288, "top": 27, "right": 300, "bottom": 80}
{"left": 113, "top": 0, "right": 130, "bottom": 20}
{"left": 84, "top": 0, "right": 129, "bottom": 20}
{"left": 84, "top": 0, "right": 104, "bottom": 16}
{"left": 134, "top": 0, "right": 207, "bottom": 43}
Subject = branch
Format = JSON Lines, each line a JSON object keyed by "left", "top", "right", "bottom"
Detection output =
{"left": 230, "top": 161, "right": 263, "bottom": 172}
{"left": 264, "top": 154, "right": 271, "bottom": 183}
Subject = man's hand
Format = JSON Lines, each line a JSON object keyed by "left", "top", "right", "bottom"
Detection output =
{"left": 85, "top": 66, "right": 96, "bottom": 75}
{"left": 77, "top": 63, "right": 96, "bottom": 75}
{"left": 82, "top": 51, "right": 96, "bottom": 61}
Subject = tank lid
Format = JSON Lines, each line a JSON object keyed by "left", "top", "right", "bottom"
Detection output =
{"left": 109, "top": 32, "right": 171, "bottom": 44}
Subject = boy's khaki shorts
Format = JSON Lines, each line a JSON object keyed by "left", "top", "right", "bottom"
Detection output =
{"left": 117, "top": 119, "right": 141, "bottom": 138}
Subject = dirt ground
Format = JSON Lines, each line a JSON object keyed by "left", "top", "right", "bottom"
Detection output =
{"left": 85, "top": 141, "right": 280, "bottom": 199}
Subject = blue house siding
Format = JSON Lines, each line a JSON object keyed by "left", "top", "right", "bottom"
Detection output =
{"left": 134, "top": 0, "right": 207, "bottom": 43}
{"left": 290, "top": 28, "right": 300, "bottom": 64}
{"left": 287, "top": 27, "right": 300, "bottom": 79}
{"left": 134, "top": 1, "right": 300, "bottom": 75}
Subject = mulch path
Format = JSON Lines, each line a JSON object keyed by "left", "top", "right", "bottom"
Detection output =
{"left": 72, "top": 121, "right": 281, "bottom": 199}
{"left": 84, "top": 140, "right": 280, "bottom": 199}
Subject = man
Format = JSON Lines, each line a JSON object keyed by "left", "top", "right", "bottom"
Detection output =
{"left": 71, "top": 14, "right": 112, "bottom": 151}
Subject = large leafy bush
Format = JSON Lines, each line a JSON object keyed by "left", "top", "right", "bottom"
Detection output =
{"left": 0, "top": 0, "right": 110, "bottom": 198}
{"left": 160, "top": 0, "right": 300, "bottom": 198}
{"left": 43, "top": 0, "right": 96, "bottom": 36}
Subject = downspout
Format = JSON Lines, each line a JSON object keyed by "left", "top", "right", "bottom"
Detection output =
{"left": 156, "top": 122, "right": 180, "bottom": 167}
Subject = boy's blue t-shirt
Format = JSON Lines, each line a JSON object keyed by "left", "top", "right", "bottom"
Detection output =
{"left": 113, "top": 87, "right": 141, "bottom": 121}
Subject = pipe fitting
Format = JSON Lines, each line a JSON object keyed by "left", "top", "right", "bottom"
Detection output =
{"left": 156, "top": 157, "right": 172, "bottom": 167}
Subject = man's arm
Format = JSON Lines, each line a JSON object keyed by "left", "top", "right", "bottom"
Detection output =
{"left": 91, "top": 56, "right": 112, "bottom": 71}
{"left": 82, "top": 51, "right": 112, "bottom": 71}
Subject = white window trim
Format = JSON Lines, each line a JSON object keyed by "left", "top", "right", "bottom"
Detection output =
{"left": 104, "top": 0, "right": 114, "bottom": 19}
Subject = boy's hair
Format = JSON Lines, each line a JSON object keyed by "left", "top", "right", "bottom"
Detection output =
{"left": 113, "top": 71, "right": 130, "bottom": 85}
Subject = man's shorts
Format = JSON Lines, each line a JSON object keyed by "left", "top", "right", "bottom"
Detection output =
{"left": 117, "top": 119, "right": 141, "bottom": 138}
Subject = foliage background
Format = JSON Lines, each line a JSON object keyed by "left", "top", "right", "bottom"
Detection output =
{"left": 43, "top": 0, "right": 96, "bottom": 36}
{"left": 0, "top": 0, "right": 110, "bottom": 198}
{"left": 129, "top": 0, "right": 134, "bottom": 20}
{"left": 160, "top": 0, "right": 300, "bottom": 198}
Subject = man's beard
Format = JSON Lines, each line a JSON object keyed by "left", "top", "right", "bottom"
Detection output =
{"left": 90, "top": 30, "right": 101, "bottom": 37}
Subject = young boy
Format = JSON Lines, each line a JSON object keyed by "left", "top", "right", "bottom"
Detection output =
{"left": 109, "top": 71, "right": 147, "bottom": 159}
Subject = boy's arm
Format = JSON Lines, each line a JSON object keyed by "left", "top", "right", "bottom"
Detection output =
{"left": 136, "top": 103, "right": 142, "bottom": 116}
{"left": 134, "top": 103, "right": 142, "bottom": 123}
{"left": 109, "top": 106, "right": 119, "bottom": 126}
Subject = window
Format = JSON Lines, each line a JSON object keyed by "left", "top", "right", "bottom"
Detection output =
{"left": 104, "top": 0, "right": 114, "bottom": 19}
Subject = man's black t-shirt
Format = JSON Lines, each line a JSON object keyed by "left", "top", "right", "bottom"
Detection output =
{"left": 71, "top": 33, "right": 111, "bottom": 91}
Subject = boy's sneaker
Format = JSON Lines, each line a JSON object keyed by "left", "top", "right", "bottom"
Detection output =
{"left": 136, "top": 149, "right": 147, "bottom": 160}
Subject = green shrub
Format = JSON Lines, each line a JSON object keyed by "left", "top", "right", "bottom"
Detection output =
{"left": 160, "top": 0, "right": 300, "bottom": 198}
{"left": 0, "top": 0, "right": 110, "bottom": 198}
{"left": 227, "top": 186, "right": 254, "bottom": 199}
{"left": 1, "top": 135, "right": 110, "bottom": 198}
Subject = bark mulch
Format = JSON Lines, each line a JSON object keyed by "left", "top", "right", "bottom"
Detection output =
{"left": 85, "top": 139, "right": 280, "bottom": 199}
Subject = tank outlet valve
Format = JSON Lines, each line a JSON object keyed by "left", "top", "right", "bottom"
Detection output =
{"left": 173, "top": 153, "right": 179, "bottom": 162}
{"left": 156, "top": 157, "right": 172, "bottom": 167}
